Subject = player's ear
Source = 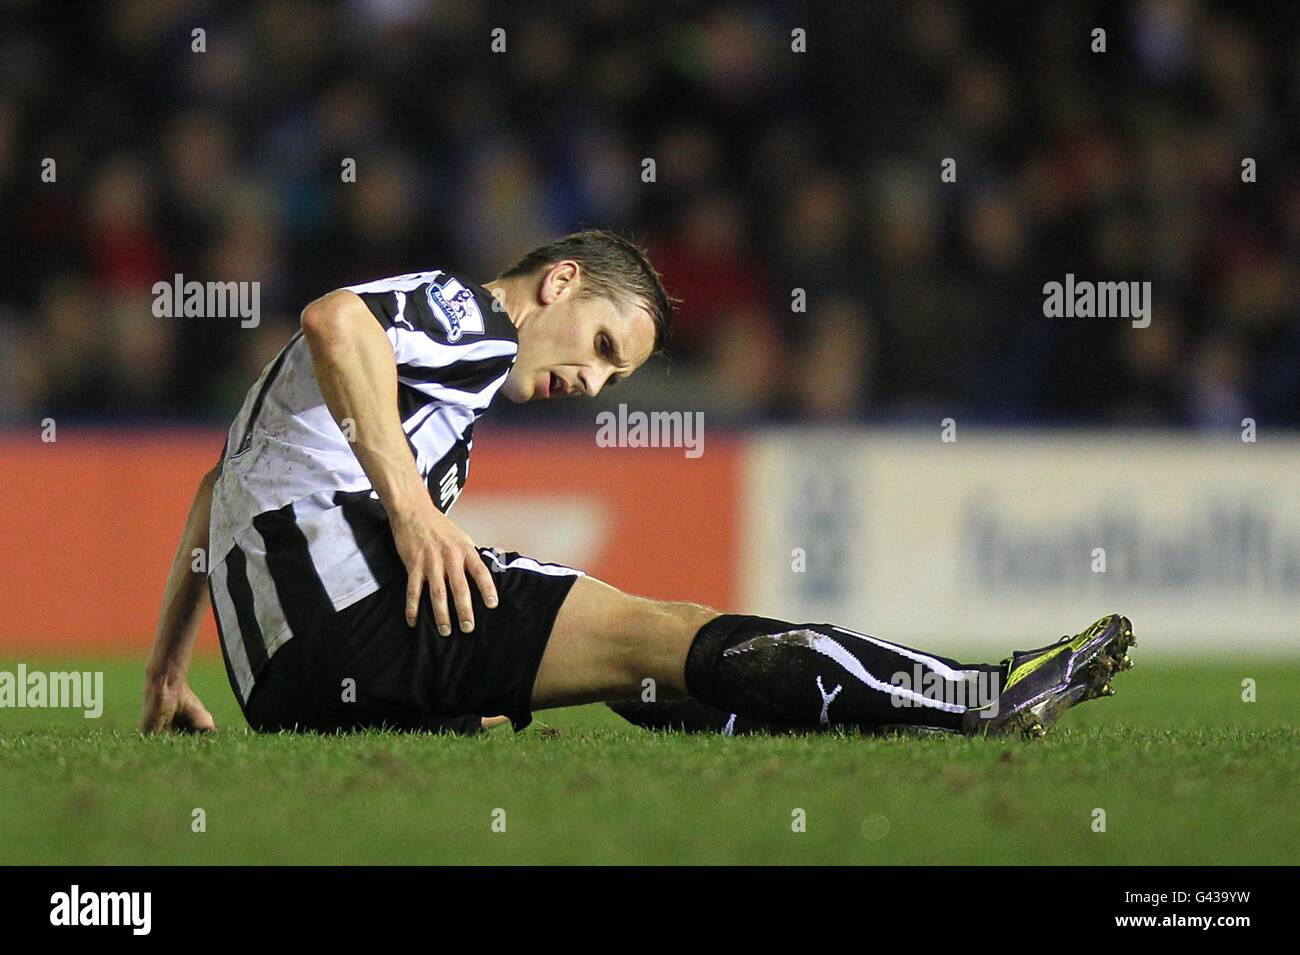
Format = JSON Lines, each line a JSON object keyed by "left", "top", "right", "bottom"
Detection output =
{"left": 541, "top": 260, "right": 580, "bottom": 304}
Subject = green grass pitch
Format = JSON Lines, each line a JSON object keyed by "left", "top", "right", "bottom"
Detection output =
{"left": 1, "top": 656, "right": 1296, "bottom": 864}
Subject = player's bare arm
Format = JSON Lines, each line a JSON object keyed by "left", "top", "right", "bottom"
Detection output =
{"left": 300, "top": 289, "right": 497, "bottom": 634}
{"left": 140, "top": 466, "right": 219, "bottom": 733}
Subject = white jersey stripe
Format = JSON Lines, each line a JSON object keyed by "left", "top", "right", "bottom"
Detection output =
{"left": 291, "top": 497, "right": 389, "bottom": 612}
{"left": 342, "top": 271, "right": 446, "bottom": 294}
{"left": 402, "top": 402, "right": 440, "bottom": 437}
{"left": 239, "top": 541, "right": 294, "bottom": 660}
{"left": 408, "top": 405, "right": 475, "bottom": 473}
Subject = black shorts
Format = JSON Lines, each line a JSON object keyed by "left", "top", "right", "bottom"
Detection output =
{"left": 235, "top": 548, "right": 583, "bottom": 735}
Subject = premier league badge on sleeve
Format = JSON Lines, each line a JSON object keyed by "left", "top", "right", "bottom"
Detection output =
{"left": 426, "top": 275, "right": 485, "bottom": 342}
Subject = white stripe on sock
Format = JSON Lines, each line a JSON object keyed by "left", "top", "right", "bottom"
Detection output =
{"left": 809, "top": 632, "right": 966, "bottom": 714}
{"left": 831, "top": 626, "right": 971, "bottom": 683}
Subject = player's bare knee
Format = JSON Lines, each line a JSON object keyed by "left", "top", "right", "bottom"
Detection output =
{"left": 613, "top": 592, "right": 718, "bottom": 691}
{"left": 543, "top": 576, "right": 720, "bottom": 701}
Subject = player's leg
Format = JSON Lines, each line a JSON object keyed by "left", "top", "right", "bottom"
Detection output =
{"left": 535, "top": 576, "right": 1136, "bottom": 737}
{"left": 529, "top": 575, "right": 712, "bottom": 709}
{"left": 238, "top": 595, "right": 485, "bottom": 736}
{"left": 531, "top": 576, "right": 1002, "bottom": 732}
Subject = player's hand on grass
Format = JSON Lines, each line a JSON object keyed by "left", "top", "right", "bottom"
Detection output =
{"left": 140, "top": 673, "right": 216, "bottom": 734}
{"left": 389, "top": 497, "right": 498, "bottom": 634}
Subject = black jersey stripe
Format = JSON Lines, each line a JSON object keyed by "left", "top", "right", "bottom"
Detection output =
{"left": 336, "top": 490, "right": 403, "bottom": 585}
{"left": 253, "top": 502, "right": 336, "bottom": 639}
{"left": 208, "top": 575, "right": 256, "bottom": 711}
{"left": 397, "top": 380, "right": 431, "bottom": 422}
{"left": 396, "top": 354, "right": 515, "bottom": 391}
{"left": 358, "top": 290, "right": 402, "bottom": 327}
{"left": 223, "top": 544, "right": 270, "bottom": 678}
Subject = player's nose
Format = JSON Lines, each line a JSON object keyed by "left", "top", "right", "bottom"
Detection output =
{"left": 579, "top": 368, "right": 605, "bottom": 398}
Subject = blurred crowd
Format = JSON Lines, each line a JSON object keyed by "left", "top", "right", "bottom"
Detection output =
{"left": 0, "top": 0, "right": 1297, "bottom": 428}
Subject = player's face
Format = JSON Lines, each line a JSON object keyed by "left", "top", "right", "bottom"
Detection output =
{"left": 503, "top": 273, "right": 657, "bottom": 403}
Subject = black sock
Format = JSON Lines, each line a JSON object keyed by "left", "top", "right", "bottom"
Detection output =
{"left": 685, "top": 614, "right": 1003, "bottom": 732}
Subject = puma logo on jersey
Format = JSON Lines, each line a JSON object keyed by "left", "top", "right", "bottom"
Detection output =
{"left": 425, "top": 276, "right": 484, "bottom": 342}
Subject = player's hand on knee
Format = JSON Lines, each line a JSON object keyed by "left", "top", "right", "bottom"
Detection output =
{"left": 393, "top": 502, "right": 498, "bottom": 633}
{"left": 466, "top": 551, "right": 499, "bottom": 617}
{"left": 445, "top": 549, "right": 477, "bottom": 634}
{"left": 435, "top": 537, "right": 499, "bottom": 635}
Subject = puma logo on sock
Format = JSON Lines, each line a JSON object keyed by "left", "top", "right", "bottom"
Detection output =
{"left": 816, "top": 675, "right": 843, "bottom": 724}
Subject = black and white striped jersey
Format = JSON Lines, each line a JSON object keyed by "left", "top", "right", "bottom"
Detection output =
{"left": 208, "top": 269, "right": 517, "bottom": 705}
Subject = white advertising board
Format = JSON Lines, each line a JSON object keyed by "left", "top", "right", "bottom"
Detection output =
{"left": 741, "top": 431, "right": 1300, "bottom": 657}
